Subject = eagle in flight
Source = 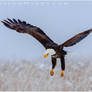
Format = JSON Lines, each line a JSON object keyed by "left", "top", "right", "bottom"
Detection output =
{"left": 2, "top": 19, "right": 92, "bottom": 77}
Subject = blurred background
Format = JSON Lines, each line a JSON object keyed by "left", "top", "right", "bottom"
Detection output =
{"left": 0, "top": 1, "right": 92, "bottom": 60}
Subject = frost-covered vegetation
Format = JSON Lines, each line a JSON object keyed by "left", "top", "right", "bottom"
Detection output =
{"left": 0, "top": 55, "right": 92, "bottom": 91}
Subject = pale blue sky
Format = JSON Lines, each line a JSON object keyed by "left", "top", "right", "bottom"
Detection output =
{"left": 0, "top": 1, "right": 92, "bottom": 60}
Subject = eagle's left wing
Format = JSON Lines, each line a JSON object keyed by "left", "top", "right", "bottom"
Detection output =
{"left": 59, "top": 29, "right": 92, "bottom": 48}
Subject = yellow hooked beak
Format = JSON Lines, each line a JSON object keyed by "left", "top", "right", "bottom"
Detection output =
{"left": 44, "top": 53, "right": 48, "bottom": 58}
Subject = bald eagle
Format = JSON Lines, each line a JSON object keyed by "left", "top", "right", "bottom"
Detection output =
{"left": 2, "top": 19, "right": 92, "bottom": 77}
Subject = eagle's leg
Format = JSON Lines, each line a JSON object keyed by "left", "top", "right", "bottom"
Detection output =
{"left": 60, "top": 55, "right": 65, "bottom": 77}
{"left": 50, "top": 57, "right": 56, "bottom": 76}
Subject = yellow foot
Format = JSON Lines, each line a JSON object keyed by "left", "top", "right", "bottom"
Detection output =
{"left": 61, "top": 71, "right": 64, "bottom": 77}
{"left": 50, "top": 69, "right": 54, "bottom": 76}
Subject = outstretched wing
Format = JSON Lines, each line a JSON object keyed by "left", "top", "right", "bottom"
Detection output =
{"left": 2, "top": 18, "right": 56, "bottom": 49}
{"left": 60, "top": 29, "right": 92, "bottom": 48}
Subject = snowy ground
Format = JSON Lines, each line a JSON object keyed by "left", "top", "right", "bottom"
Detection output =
{"left": 0, "top": 55, "right": 92, "bottom": 91}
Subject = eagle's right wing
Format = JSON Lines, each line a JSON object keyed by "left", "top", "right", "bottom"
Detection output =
{"left": 2, "top": 19, "right": 56, "bottom": 49}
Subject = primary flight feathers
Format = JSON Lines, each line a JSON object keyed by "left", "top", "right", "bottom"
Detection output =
{"left": 2, "top": 18, "right": 92, "bottom": 49}
{"left": 2, "top": 18, "right": 55, "bottom": 49}
{"left": 60, "top": 29, "right": 92, "bottom": 47}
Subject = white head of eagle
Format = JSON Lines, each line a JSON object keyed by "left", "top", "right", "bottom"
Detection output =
{"left": 44, "top": 49, "right": 56, "bottom": 58}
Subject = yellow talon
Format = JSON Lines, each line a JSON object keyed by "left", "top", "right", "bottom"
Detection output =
{"left": 61, "top": 71, "right": 64, "bottom": 77}
{"left": 50, "top": 69, "right": 54, "bottom": 76}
